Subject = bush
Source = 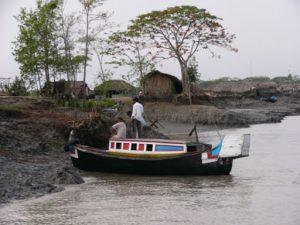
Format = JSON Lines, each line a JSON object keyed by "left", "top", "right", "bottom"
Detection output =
{"left": 8, "top": 77, "right": 28, "bottom": 96}
{"left": 98, "top": 98, "right": 116, "bottom": 108}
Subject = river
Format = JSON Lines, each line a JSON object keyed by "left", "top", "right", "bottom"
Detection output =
{"left": 1, "top": 116, "right": 300, "bottom": 225}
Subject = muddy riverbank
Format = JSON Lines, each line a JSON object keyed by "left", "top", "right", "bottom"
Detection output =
{"left": 145, "top": 95, "right": 300, "bottom": 127}
{"left": 0, "top": 97, "right": 86, "bottom": 205}
{"left": 0, "top": 95, "right": 299, "bottom": 205}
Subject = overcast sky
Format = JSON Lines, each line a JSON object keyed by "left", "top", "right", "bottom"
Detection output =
{"left": 1, "top": 0, "right": 300, "bottom": 86}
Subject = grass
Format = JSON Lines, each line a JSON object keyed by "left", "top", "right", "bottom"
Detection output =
{"left": 0, "top": 105, "right": 25, "bottom": 117}
{"left": 57, "top": 98, "right": 118, "bottom": 110}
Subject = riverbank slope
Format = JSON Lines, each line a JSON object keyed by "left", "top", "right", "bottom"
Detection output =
{"left": 0, "top": 95, "right": 299, "bottom": 205}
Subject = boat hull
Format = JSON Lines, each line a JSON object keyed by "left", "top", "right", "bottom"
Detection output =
{"left": 71, "top": 146, "right": 233, "bottom": 175}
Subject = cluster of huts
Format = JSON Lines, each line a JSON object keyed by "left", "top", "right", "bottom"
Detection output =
{"left": 44, "top": 71, "right": 300, "bottom": 102}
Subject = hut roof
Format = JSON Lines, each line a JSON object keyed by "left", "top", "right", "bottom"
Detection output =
{"left": 98, "top": 80, "right": 135, "bottom": 91}
{"left": 143, "top": 70, "right": 182, "bottom": 93}
{"left": 143, "top": 70, "right": 181, "bottom": 84}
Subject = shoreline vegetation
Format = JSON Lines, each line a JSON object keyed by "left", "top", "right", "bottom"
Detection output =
{"left": 0, "top": 95, "right": 299, "bottom": 206}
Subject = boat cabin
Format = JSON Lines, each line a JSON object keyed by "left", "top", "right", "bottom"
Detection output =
{"left": 109, "top": 139, "right": 211, "bottom": 157}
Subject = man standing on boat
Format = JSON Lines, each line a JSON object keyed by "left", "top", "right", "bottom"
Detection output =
{"left": 131, "top": 97, "right": 146, "bottom": 138}
{"left": 111, "top": 117, "right": 127, "bottom": 140}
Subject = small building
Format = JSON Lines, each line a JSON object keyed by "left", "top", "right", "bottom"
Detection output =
{"left": 95, "top": 80, "right": 136, "bottom": 98}
{"left": 42, "top": 80, "right": 92, "bottom": 98}
{"left": 142, "top": 70, "right": 182, "bottom": 98}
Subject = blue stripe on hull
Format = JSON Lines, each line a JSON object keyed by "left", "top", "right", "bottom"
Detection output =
{"left": 155, "top": 145, "right": 184, "bottom": 151}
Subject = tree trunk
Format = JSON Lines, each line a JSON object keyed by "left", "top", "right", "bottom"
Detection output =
{"left": 179, "top": 61, "right": 192, "bottom": 104}
{"left": 179, "top": 61, "right": 189, "bottom": 95}
{"left": 82, "top": 11, "right": 89, "bottom": 99}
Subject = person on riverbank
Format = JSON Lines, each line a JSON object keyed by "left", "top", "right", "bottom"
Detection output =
{"left": 111, "top": 117, "right": 127, "bottom": 140}
{"left": 131, "top": 97, "right": 146, "bottom": 138}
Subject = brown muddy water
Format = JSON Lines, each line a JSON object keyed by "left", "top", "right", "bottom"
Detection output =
{"left": 1, "top": 116, "right": 300, "bottom": 225}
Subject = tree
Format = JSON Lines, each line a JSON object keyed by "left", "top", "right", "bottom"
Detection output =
{"left": 128, "top": 5, "right": 237, "bottom": 95}
{"left": 57, "top": 1, "right": 79, "bottom": 82}
{"left": 93, "top": 39, "right": 113, "bottom": 84}
{"left": 34, "top": 0, "right": 60, "bottom": 95}
{"left": 13, "top": 0, "right": 61, "bottom": 96}
{"left": 13, "top": 7, "right": 41, "bottom": 92}
{"left": 78, "top": 0, "right": 111, "bottom": 98}
{"left": 108, "top": 31, "right": 157, "bottom": 87}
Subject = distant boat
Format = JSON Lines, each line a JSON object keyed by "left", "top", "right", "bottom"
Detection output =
{"left": 66, "top": 131, "right": 250, "bottom": 175}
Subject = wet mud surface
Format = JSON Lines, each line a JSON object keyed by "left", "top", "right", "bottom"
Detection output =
{"left": 0, "top": 95, "right": 299, "bottom": 206}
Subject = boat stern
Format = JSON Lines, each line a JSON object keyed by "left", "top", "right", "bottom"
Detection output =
{"left": 219, "top": 133, "right": 250, "bottom": 159}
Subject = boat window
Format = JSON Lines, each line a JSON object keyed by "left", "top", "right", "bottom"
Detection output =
{"left": 146, "top": 144, "right": 153, "bottom": 151}
{"left": 131, "top": 143, "right": 137, "bottom": 151}
{"left": 123, "top": 143, "right": 130, "bottom": 150}
{"left": 138, "top": 144, "right": 144, "bottom": 151}
{"left": 116, "top": 142, "right": 122, "bottom": 149}
{"left": 110, "top": 142, "right": 115, "bottom": 149}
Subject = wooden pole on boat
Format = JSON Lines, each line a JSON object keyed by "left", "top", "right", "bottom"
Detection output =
{"left": 188, "top": 125, "right": 199, "bottom": 143}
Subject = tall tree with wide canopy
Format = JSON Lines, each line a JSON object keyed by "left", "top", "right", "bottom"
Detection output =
{"left": 128, "top": 5, "right": 237, "bottom": 95}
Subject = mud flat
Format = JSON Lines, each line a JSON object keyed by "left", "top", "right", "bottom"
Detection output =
{"left": 0, "top": 97, "right": 84, "bottom": 205}
{"left": 0, "top": 95, "right": 299, "bottom": 205}
{"left": 145, "top": 95, "right": 300, "bottom": 127}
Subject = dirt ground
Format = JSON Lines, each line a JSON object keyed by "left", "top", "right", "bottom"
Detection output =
{"left": 0, "top": 97, "right": 86, "bottom": 205}
{"left": 145, "top": 95, "right": 300, "bottom": 127}
{"left": 0, "top": 95, "right": 299, "bottom": 206}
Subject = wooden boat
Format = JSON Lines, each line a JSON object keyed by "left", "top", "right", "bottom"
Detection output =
{"left": 66, "top": 131, "right": 250, "bottom": 175}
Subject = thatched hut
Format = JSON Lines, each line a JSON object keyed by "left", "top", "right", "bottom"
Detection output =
{"left": 42, "top": 80, "right": 92, "bottom": 98}
{"left": 95, "top": 80, "right": 136, "bottom": 98}
{"left": 142, "top": 70, "right": 182, "bottom": 98}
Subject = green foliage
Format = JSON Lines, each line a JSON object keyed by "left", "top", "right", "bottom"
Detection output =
{"left": 95, "top": 79, "right": 135, "bottom": 97}
{"left": 0, "top": 105, "right": 25, "bottom": 117}
{"left": 0, "top": 105, "right": 22, "bottom": 112}
{"left": 13, "top": 0, "right": 91, "bottom": 96}
{"left": 13, "top": 0, "right": 61, "bottom": 94}
{"left": 98, "top": 98, "right": 116, "bottom": 108}
{"left": 94, "top": 81, "right": 110, "bottom": 96}
{"left": 8, "top": 77, "right": 28, "bottom": 96}
{"left": 187, "top": 57, "right": 200, "bottom": 83}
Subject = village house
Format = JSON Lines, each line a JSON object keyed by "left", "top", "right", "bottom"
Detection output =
{"left": 142, "top": 70, "right": 182, "bottom": 99}
{"left": 42, "top": 80, "right": 92, "bottom": 99}
{"left": 95, "top": 80, "right": 136, "bottom": 98}
{"left": 277, "top": 83, "right": 300, "bottom": 95}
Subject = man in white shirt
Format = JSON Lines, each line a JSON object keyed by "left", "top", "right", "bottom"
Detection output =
{"left": 111, "top": 117, "right": 127, "bottom": 140}
{"left": 131, "top": 97, "right": 146, "bottom": 138}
